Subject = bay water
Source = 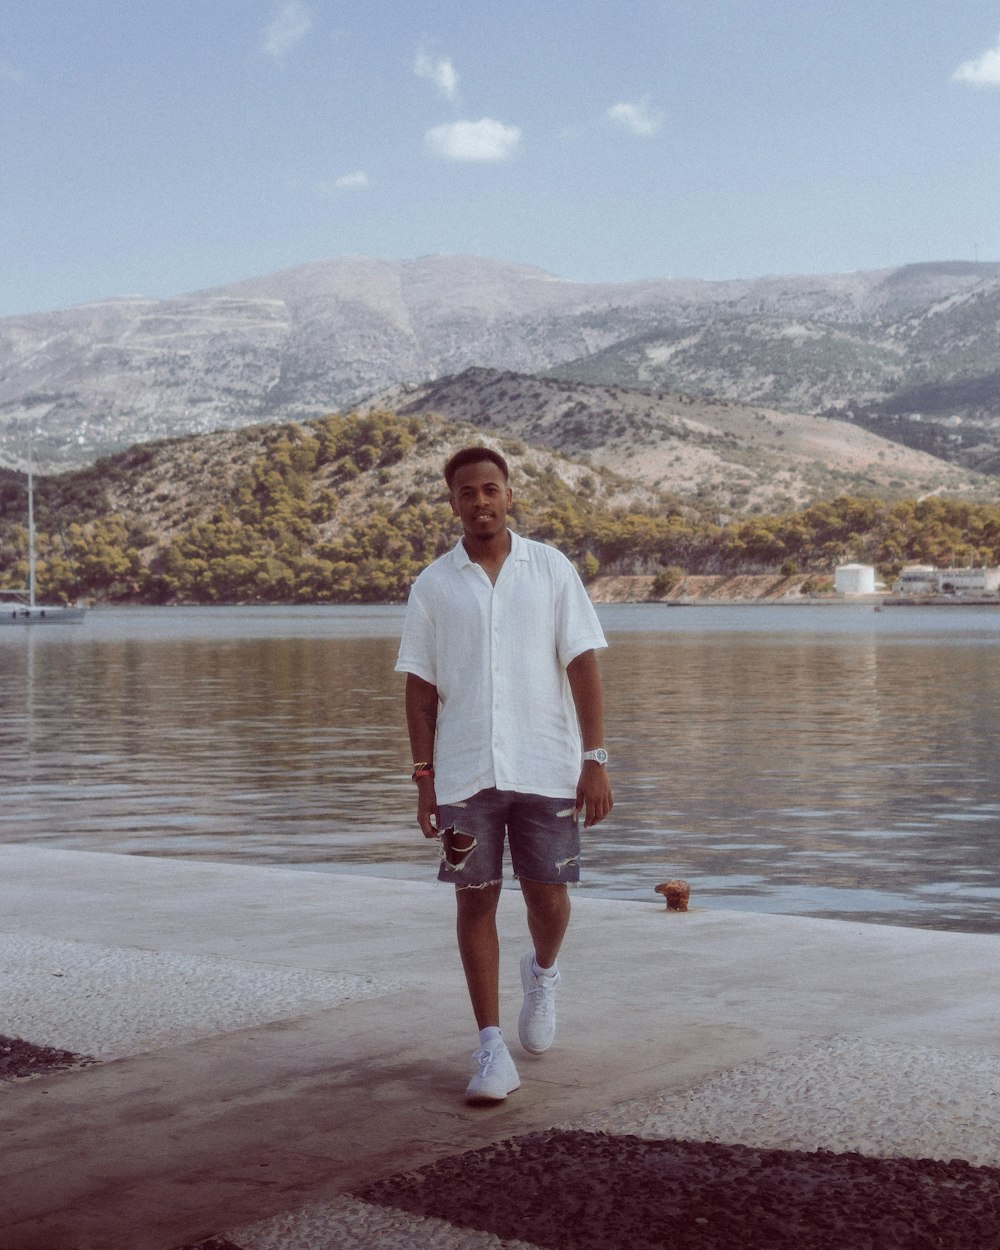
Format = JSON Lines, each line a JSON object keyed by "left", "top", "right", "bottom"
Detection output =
{"left": 2, "top": 603, "right": 999, "bottom": 933}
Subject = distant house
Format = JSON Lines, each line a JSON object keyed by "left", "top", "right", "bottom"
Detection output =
{"left": 892, "top": 565, "right": 938, "bottom": 595}
{"left": 892, "top": 566, "right": 1000, "bottom": 596}
{"left": 937, "top": 567, "right": 1000, "bottom": 595}
{"left": 834, "top": 564, "right": 876, "bottom": 595}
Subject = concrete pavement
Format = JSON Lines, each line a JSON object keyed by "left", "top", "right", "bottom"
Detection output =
{"left": 1, "top": 845, "right": 999, "bottom": 1249}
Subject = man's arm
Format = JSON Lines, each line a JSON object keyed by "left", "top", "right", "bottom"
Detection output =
{"left": 566, "top": 649, "right": 613, "bottom": 828}
{"left": 405, "top": 672, "right": 440, "bottom": 838}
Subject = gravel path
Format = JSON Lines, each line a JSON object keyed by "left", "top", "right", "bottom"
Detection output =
{"left": 219, "top": 1038, "right": 1000, "bottom": 1250}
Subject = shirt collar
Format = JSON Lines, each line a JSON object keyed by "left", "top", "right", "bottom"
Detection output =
{"left": 451, "top": 528, "right": 528, "bottom": 569}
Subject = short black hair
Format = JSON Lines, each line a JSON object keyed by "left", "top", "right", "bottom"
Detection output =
{"left": 444, "top": 446, "right": 510, "bottom": 490}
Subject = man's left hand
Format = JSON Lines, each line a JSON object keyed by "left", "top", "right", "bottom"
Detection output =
{"left": 575, "top": 762, "right": 614, "bottom": 828}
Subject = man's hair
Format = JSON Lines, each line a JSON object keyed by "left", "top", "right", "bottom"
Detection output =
{"left": 444, "top": 446, "right": 510, "bottom": 490}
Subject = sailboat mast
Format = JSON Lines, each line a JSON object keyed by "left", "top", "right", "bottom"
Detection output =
{"left": 27, "top": 435, "right": 36, "bottom": 609}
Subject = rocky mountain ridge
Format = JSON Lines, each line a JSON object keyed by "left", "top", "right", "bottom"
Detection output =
{"left": 547, "top": 273, "right": 1000, "bottom": 441}
{"left": 5, "top": 255, "right": 1000, "bottom": 476}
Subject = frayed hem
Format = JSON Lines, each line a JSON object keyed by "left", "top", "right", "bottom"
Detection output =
{"left": 514, "top": 874, "right": 582, "bottom": 889}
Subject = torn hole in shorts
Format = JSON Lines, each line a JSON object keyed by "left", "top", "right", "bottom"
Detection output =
{"left": 438, "top": 826, "right": 477, "bottom": 871}
{"left": 554, "top": 853, "right": 581, "bottom": 876}
{"left": 515, "top": 855, "right": 582, "bottom": 887}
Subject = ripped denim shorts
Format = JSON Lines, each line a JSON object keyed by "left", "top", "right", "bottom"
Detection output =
{"left": 436, "top": 788, "right": 581, "bottom": 889}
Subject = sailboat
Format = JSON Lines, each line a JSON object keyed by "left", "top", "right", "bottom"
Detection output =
{"left": 0, "top": 442, "right": 86, "bottom": 625}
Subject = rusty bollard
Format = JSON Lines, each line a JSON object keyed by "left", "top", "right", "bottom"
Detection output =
{"left": 655, "top": 879, "right": 691, "bottom": 911}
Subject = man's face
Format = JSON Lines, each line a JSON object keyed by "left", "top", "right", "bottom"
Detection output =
{"left": 449, "top": 460, "right": 512, "bottom": 542}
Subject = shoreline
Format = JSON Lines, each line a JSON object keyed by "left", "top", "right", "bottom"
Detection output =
{"left": 21, "top": 578, "right": 1000, "bottom": 611}
{"left": 588, "top": 573, "right": 1000, "bottom": 606}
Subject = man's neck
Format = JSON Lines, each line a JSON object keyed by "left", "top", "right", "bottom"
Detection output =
{"left": 463, "top": 529, "right": 511, "bottom": 584}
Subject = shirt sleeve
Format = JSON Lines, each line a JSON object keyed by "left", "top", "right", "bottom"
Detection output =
{"left": 395, "top": 580, "right": 438, "bottom": 686}
{"left": 554, "top": 555, "right": 608, "bottom": 669}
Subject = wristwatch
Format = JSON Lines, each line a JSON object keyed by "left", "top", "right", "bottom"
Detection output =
{"left": 582, "top": 748, "right": 609, "bottom": 765}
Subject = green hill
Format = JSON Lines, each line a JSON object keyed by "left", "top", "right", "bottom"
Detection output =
{"left": 3, "top": 409, "right": 1000, "bottom": 606}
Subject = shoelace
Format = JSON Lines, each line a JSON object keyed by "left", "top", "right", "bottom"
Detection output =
{"left": 472, "top": 1046, "right": 500, "bottom": 1073}
{"left": 524, "top": 975, "right": 557, "bottom": 1014}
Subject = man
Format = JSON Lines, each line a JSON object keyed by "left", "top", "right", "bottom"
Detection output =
{"left": 395, "top": 446, "right": 613, "bottom": 1102}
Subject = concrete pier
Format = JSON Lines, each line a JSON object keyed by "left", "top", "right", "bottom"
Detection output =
{"left": 1, "top": 845, "right": 999, "bottom": 1249}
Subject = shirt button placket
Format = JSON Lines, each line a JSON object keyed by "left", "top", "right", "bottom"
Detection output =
{"left": 491, "top": 599, "right": 502, "bottom": 781}
{"left": 492, "top": 614, "right": 501, "bottom": 707}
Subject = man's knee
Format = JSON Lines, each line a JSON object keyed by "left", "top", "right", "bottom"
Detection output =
{"left": 456, "top": 881, "right": 502, "bottom": 917}
{"left": 521, "top": 879, "right": 569, "bottom": 918}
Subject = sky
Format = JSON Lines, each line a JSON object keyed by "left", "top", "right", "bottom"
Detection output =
{"left": 5, "top": 1, "right": 1000, "bottom": 317}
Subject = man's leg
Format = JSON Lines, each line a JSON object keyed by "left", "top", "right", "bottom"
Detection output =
{"left": 457, "top": 882, "right": 521, "bottom": 1101}
{"left": 520, "top": 878, "right": 571, "bottom": 968}
{"left": 455, "top": 882, "right": 503, "bottom": 1029}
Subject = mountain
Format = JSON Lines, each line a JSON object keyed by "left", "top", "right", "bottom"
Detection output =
{"left": 543, "top": 264, "right": 1000, "bottom": 472}
{"left": 6, "top": 255, "right": 1000, "bottom": 473}
{"left": 368, "top": 367, "right": 994, "bottom": 513}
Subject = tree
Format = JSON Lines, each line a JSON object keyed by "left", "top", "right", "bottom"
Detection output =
{"left": 651, "top": 566, "right": 685, "bottom": 597}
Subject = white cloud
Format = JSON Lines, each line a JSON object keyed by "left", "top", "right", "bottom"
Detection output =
{"left": 260, "top": 1, "right": 313, "bottom": 62}
{"left": 606, "top": 97, "right": 663, "bottom": 137}
{"left": 301, "top": 173, "right": 372, "bottom": 199}
{"left": 953, "top": 35, "right": 1000, "bottom": 87}
{"left": 334, "top": 171, "right": 371, "bottom": 190}
{"left": 414, "top": 47, "right": 458, "bottom": 100}
{"left": 425, "top": 118, "right": 521, "bottom": 162}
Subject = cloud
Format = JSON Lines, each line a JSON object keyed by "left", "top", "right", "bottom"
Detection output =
{"left": 414, "top": 47, "right": 458, "bottom": 100}
{"left": 953, "top": 35, "right": 1000, "bottom": 86}
{"left": 334, "top": 171, "right": 371, "bottom": 191}
{"left": 300, "top": 172, "right": 372, "bottom": 199}
{"left": 0, "top": 61, "right": 25, "bottom": 83}
{"left": 260, "top": 1, "right": 313, "bottom": 62}
{"left": 606, "top": 97, "right": 663, "bottom": 137}
{"left": 425, "top": 118, "right": 521, "bottom": 162}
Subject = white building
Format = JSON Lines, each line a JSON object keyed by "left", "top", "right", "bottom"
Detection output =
{"left": 892, "top": 565, "right": 938, "bottom": 595}
{"left": 937, "top": 567, "right": 1000, "bottom": 596}
{"left": 835, "top": 564, "right": 876, "bottom": 595}
{"left": 892, "top": 566, "right": 1000, "bottom": 596}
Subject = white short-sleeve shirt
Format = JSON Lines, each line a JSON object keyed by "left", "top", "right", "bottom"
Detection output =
{"left": 395, "top": 531, "right": 608, "bottom": 805}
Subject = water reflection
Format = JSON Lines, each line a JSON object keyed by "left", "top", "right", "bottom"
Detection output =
{"left": 2, "top": 630, "right": 413, "bottom": 867}
{"left": 596, "top": 627, "right": 1000, "bottom": 931}
{"left": 2, "top": 606, "right": 1000, "bottom": 933}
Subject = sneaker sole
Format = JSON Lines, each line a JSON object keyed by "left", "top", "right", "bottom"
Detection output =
{"left": 465, "top": 1081, "right": 520, "bottom": 1104}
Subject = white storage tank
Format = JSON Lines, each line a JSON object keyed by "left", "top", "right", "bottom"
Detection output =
{"left": 835, "top": 563, "right": 876, "bottom": 595}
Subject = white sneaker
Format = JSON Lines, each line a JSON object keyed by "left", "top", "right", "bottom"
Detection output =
{"left": 518, "top": 952, "right": 561, "bottom": 1054}
{"left": 465, "top": 1039, "right": 520, "bottom": 1103}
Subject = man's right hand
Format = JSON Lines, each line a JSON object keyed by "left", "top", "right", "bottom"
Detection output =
{"left": 416, "top": 779, "right": 439, "bottom": 839}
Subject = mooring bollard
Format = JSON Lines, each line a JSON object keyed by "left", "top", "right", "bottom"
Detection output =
{"left": 655, "top": 879, "right": 691, "bottom": 911}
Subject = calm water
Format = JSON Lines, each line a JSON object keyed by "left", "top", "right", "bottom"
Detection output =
{"left": 2, "top": 603, "right": 999, "bottom": 933}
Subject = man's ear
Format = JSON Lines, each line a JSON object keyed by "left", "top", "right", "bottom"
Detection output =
{"left": 449, "top": 494, "right": 460, "bottom": 517}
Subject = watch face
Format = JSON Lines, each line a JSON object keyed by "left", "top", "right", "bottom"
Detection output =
{"left": 586, "top": 748, "right": 608, "bottom": 764}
